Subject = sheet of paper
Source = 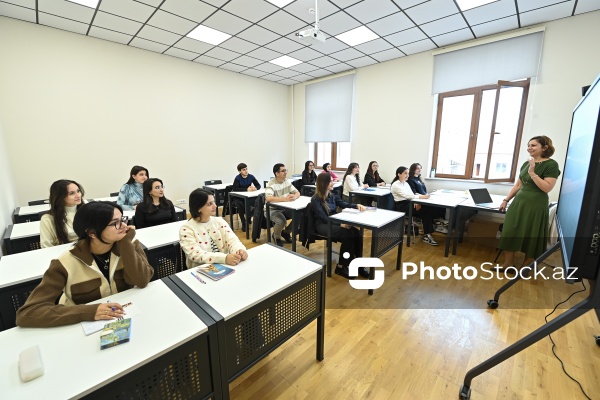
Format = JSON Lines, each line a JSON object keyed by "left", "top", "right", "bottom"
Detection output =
{"left": 81, "top": 302, "right": 142, "bottom": 335}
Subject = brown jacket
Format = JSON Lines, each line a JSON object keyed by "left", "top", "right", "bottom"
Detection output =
{"left": 16, "top": 229, "right": 153, "bottom": 327}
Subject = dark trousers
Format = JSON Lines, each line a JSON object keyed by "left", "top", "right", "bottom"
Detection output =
{"left": 316, "top": 223, "right": 363, "bottom": 267}
{"left": 413, "top": 205, "right": 436, "bottom": 234}
{"left": 232, "top": 198, "right": 250, "bottom": 223}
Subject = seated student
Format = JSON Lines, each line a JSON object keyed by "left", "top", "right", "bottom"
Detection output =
{"left": 364, "top": 161, "right": 386, "bottom": 187}
{"left": 265, "top": 163, "right": 300, "bottom": 246}
{"left": 180, "top": 189, "right": 248, "bottom": 268}
{"left": 407, "top": 163, "right": 446, "bottom": 230}
{"left": 134, "top": 178, "right": 177, "bottom": 229}
{"left": 16, "top": 202, "right": 153, "bottom": 328}
{"left": 302, "top": 160, "right": 318, "bottom": 186}
{"left": 342, "top": 162, "right": 369, "bottom": 202}
{"left": 231, "top": 163, "right": 261, "bottom": 232}
{"left": 320, "top": 162, "right": 340, "bottom": 182}
{"left": 311, "top": 173, "right": 367, "bottom": 279}
{"left": 40, "top": 179, "right": 86, "bottom": 248}
{"left": 117, "top": 165, "right": 149, "bottom": 210}
{"left": 391, "top": 166, "right": 439, "bottom": 246}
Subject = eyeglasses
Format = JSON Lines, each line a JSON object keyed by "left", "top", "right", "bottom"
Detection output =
{"left": 107, "top": 216, "right": 128, "bottom": 230}
{"left": 278, "top": 169, "right": 287, "bottom": 173}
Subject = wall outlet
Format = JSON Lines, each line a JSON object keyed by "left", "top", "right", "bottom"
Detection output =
{"left": 176, "top": 199, "right": 186, "bottom": 204}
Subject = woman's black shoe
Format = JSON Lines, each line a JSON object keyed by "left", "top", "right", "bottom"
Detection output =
{"left": 358, "top": 267, "right": 370, "bottom": 278}
{"left": 334, "top": 265, "right": 355, "bottom": 280}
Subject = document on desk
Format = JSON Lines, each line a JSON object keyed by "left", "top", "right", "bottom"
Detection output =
{"left": 81, "top": 302, "right": 141, "bottom": 335}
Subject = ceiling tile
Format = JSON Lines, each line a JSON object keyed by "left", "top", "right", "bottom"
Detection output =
{"left": 392, "top": 0, "right": 428, "bottom": 9}
{"left": 420, "top": 13, "right": 468, "bottom": 37}
{"left": 164, "top": 47, "right": 199, "bottom": 60}
{"left": 327, "top": 63, "right": 353, "bottom": 73}
{"left": 136, "top": 0, "right": 162, "bottom": 7}
{"left": 291, "top": 73, "right": 314, "bottom": 81}
{"left": 310, "top": 55, "right": 339, "bottom": 67}
{"left": 274, "top": 68, "right": 302, "bottom": 78}
{"left": 354, "top": 37, "right": 393, "bottom": 54}
{"left": 261, "top": 73, "right": 285, "bottom": 81}
{"left": 289, "top": 62, "right": 320, "bottom": 73}
{"left": 203, "top": 10, "right": 253, "bottom": 35}
{"left": 367, "top": 11, "right": 415, "bottom": 37}
{"left": 519, "top": 1, "right": 575, "bottom": 26}
{"left": 306, "top": 36, "right": 348, "bottom": 53}
{"left": 130, "top": 37, "right": 170, "bottom": 53}
{"left": 404, "top": 0, "right": 460, "bottom": 25}
{"left": 279, "top": 78, "right": 300, "bottom": 85}
{"left": 219, "top": 36, "right": 259, "bottom": 53}
{"left": 284, "top": 0, "right": 338, "bottom": 23}
{"left": 398, "top": 38, "right": 436, "bottom": 55}
{"left": 517, "top": 0, "right": 567, "bottom": 13}
{"left": 308, "top": 69, "right": 334, "bottom": 78}
{"left": 287, "top": 46, "right": 323, "bottom": 62}
{"left": 258, "top": 9, "right": 306, "bottom": 35}
{"left": 99, "top": 0, "right": 154, "bottom": 23}
{"left": 370, "top": 47, "right": 405, "bottom": 62}
{"left": 147, "top": 10, "right": 198, "bottom": 35}
{"left": 432, "top": 27, "right": 474, "bottom": 47}
{"left": 137, "top": 25, "right": 181, "bottom": 46}
{"left": 203, "top": 46, "right": 241, "bottom": 61}
{"left": 2, "top": 0, "right": 35, "bottom": 8}
{"left": 575, "top": 0, "right": 600, "bottom": 14}
{"left": 38, "top": 12, "right": 89, "bottom": 34}
{"left": 0, "top": 2, "right": 36, "bottom": 22}
{"left": 231, "top": 55, "right": 263, "bottom": 67}
{"left": 319, "top": 10, "right": 362, "bottom": 36}
{"left": 93, "top": 11, "right": 142, "bottom": 36}
{"left": 88, "top": 26, "right": 132, "bottom": 44}
{"left": 38, "top": 0, "right": 95, "bottom": 24}
{"left": 219, "top": 63, "right": 247, "bottom": 72}
{"left": 385, "top": 27, "right": 427, "bottom": 46}
{"left": 345, "top": 0, "right": 400, "bottom": 24}
{"left": 223, "top": 0, "right": 278, "bottom": 23}
{"left": 346, "top": 56, "right": 378, "bottom": 68}
{"left": 254, "top": 62, "right": 284, "bottom": 73}
{"left": 246, "top": 46, "right": 283, "bottom": 61}
{"left": 329, "top": 47, "right": 364, "bottom": 62}
{"left": 194, "top": 55, "right": 225, "bottom": 67}
{"left": 160, "top": 0, "right": 216, "bottom": 23}
{"left": 471, "top": 15, "right": 519, "bottom": 38}
{"left": 264, "top": 36, "right": 305, "bottom": 53}
{"left": 174, "top": 37, "right": 214, "bottom": 53}
{"left": 329, "top": 0, "right": 363, "bottom": 9}
{"left": 241, "top": 68, "right": 268, "bottom": 77}
{"left": 463, "top": 0, "right": 516, "bottom": 26}
{"left": 201, "top": 0, "right": 228, "bottom": 8}
{"left": 237, "top": 24, "right": 280, "bottom": 45}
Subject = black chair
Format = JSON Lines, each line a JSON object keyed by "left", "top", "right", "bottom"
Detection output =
{"left": 204, "top": 179, "right": 222, "bottom": 186}
{"left": 292, "top": 179, "right": 303, "bottom": 192}
{"left": 300, "top": 203, "right": 339, "bottom": 268}
{"left": 301, "top": 186, "right": 316, "bottom": 197}
{"left": 28, "top": 199, "right": 48, "bottom": 206}
{"left": 395, "top": 200, "right": 418, "bottom": 244}
{"left": 251, "top": 193, "right": 275, "bottom": 243}
{"left": 145, "top": 243, "right": 184, "bottom": 281}
{"left": 0, "top": 279, "right": 41, "bottom": 331}
{"left": 109, "top": 192, "right": 119, "bottom": 197}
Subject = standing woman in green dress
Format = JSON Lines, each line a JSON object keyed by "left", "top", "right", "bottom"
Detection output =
{"left": 498, "top": 135, "right": 561, "bottom": 269}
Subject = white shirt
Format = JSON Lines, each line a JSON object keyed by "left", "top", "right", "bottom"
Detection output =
{"left": 343, "top": 175, "right": 362, "bottom": 197}
{"left": 391, "top": 180, "right": 419, "bottom": 202}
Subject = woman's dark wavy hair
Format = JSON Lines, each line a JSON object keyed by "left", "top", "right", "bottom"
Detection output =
{"left": 314, "top": 172, "right": 332, "bottom": 215}
{"left": 48, "top": 179, "right": 85, "bottom": 245}
{"left": 304, "top": 160, "right": 315, "bottom": 171}
{"left": 189, "top": 189, "right": 213, "bottom": 219}
{"left": 408, "top": 163, "right": 423, "bottom": 184}
{"left": 142, "top": 178, "right": 173, "bottom": 214}
{"left": 366, "top": 161, "right": 381, "bottom": 180}
{"left": 391, "top": 166, "right": 408, "bottom": 184}
{"left": 125, "top": 165, "right": 149, "bottom": 185}
{"left": 529, "top": 135, "right": 555, "bottom": 158}
{"left": 74, "top": 201, "right": 123, "bottom": 244}
{"left": 342, "top": 162, "right": 361, "bottom": 186}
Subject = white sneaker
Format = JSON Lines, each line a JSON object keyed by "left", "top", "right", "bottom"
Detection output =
{"left": 435, "top": 225, "right": 448, "bottom": 234}
{"left": 423, "top": 234, "right": 438, "bottom": 246}
{"left": 434, "top": 218, "right": 448, "bottom": 226}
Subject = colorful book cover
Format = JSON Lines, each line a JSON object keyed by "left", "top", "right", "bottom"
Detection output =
{"left": 196, "top": 263, "right": 235, "bottom": 281}
{"left": 364, "top": 206, "right": 377, "bottom": 211}
{"left": 100, "top": 318, "right": 132, "bottom": 350}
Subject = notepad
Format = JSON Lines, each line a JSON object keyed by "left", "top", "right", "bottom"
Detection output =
{"left": 100, "top": 318, "right": 132, "bottom": 350}
{"left": 81, "top": 302, "right": 141, "bottom": 335}
{"left": 196, "top": 264, "right": 235, "bottom": 281}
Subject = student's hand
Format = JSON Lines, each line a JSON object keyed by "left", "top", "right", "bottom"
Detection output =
{"left": 236, "top": 249, "right": 248, "bottom": 261}
{"left": 378, "top": 182, "right": 385, "bottom": 187}
{"left": 414, "top": 204, "right": 422, "bottom": 211}
{"left": 363, "top": 184, "right": 369, "bottom": 189}
{"left": 421, "top": 194, "right": 430, "bottom": 199}
{"left": 356, "top": 205, "right": 366, "bottom": 211}
{"left": 225, "top": 253, "right": 242, "bottom": 266}
{"left": 287, "top": 193, "right": 295, "bottom": 201}
{"left": 340, "top": 224, "right": 351, "bottom": 229}
{"left": 248, "top": 186, "right": 256, "bottom": 192}
{"left": 95, "top": 303, "right": 124, "bottom": 321}
{"left": 126, "top": 225, "right": 136, "bottom": 233}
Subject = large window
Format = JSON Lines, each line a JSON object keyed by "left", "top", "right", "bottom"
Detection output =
{"left": 311, "top": 142, "right": 350, "bottom": 171}
{"left": 431, "top": 79, "right": 530, "bottom": 182}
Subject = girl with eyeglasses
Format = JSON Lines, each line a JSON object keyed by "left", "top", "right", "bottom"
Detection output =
{"left": 40, "top": 179, "right": 86, "bottom": 248}
{"left": 17, "top": 202, "right": 153, "bottom": 328}
{"left": 364, "top": 161, "right": 386, "bottom": 187}
{"left": 134, "top": 178, "right": 177, "bottom": 229}
{"left": 117, "top": 165, "right": 149, "bottom": 210}
{"left": 302, "top": 160, "right": 318, "bottom": 185}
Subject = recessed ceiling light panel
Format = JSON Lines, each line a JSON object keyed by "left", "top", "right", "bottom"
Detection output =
{"left": 187, "top": 25, "right": 232, "bottom": 46}
{"left": 67, "top": 0, "right": 99, "bottom": 8}
{"left": 270, "top": 55, "right": 303, "bottom": 68}
{"left": 336, "top": 26, "right": 379, "bottom": 47}
{"left": 456, "top": 0, "right": 497, "bottom": 11}
{"left": 265, "top": 0, "right": 295, "bottom": 7}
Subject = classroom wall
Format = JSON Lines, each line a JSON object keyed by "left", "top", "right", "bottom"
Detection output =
{"left": 292, "top": 10, "right": 600, "bottom": 202}
{"left": 0, "top": 16, "right": 290, "bottom": 208}
{"left": 0, "top": 120, "right": 19, "bottom": 256}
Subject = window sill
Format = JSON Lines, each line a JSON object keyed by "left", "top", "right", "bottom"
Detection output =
{"left": 425, "top": 177, "right": 514, "bottom": 186}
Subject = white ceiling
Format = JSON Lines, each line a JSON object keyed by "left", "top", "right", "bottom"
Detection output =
{"left": 1, "top": 0, "right": 598, "bottom": 85}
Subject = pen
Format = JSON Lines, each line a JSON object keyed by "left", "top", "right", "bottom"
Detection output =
{"left": 107, "top": 300, "right": 116, "bottom": 312}
{"left": 191, "top": 271, "right": 206, "bottom": 284}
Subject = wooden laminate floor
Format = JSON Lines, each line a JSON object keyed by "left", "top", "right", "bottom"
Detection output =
{"left": 226, "top": 219, "right": 600, "bottom": 399}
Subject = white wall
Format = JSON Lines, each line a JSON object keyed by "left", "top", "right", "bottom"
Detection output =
{"left": 0, "top": 16, "right": 290, "bottom": 208}
{"left": 0, "top": 119, "right": 19, "bottom": 256}
{"left": 293, "top": 10, "right": 600, "bottom": 201}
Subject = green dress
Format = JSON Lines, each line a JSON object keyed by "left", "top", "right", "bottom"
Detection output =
{"left": 498, "top": 159, "right": 561, "bottom": 259}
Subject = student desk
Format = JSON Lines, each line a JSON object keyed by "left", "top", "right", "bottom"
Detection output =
{"left": 0, "top": 279, "right": 222, "bottom": 399}
{"left": 407, "top": 191, "right": 468, "bottom": 257}
{"left": 0, "top": 243, "right": 73, "bottom": 331}
{"left": 301, "top": 181, "right": 342, "bottom": 196}
{"left": 348, "top": 187, "right": 394, "bottom": 209}
{"left": 169, "top": 243, "right": 325, "bottom": 399}
{"left": 328, "top": 209, "right": 404, "bottom": 295}
{"left": 228, "top": 188, "right": 265, "bottom": 240}
{"left": 12, "top": 204, "right": 50, "bottom": 224}
{"left": 265, "top": 195, "right": 311, "bottom": 252}
{"left": 135, "top": 221, "right": 187, "bottom": 280}
{"left": 203, "top": 183, "right": 230, "bottom": 217}
{"left": 3, "top": 221, "right": 41, "bottom": 255}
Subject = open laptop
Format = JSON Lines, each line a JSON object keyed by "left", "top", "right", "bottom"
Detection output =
{"left": 469, "top": 188, "right": 503, "bottom": 209}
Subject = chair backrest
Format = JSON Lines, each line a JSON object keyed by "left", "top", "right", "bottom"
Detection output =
{"left": 28, "top": 199, "right": 48, "bottom": 206}
{"left": 301, "top": 186, "right": 316, "bottom": 197}
{"left": 292, "top": 179, "right": 303, "bottom": 191}
{"left": 204, "top": 180, "right": 222, "bottom": 185}
{"left": 109, "top": 192, "right": 119, "bottom": 197}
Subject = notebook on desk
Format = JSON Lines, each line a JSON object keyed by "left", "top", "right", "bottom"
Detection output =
{"left": 469, "top": 189, "right": 502, "bottom": 209}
